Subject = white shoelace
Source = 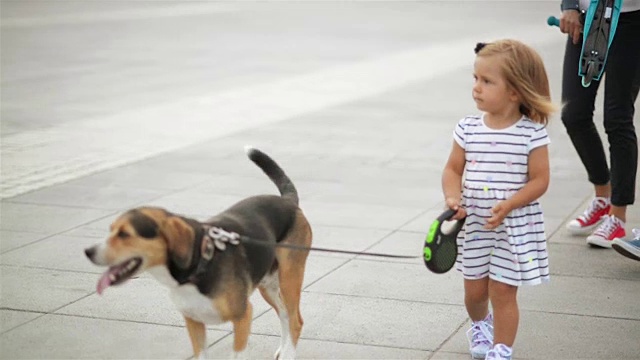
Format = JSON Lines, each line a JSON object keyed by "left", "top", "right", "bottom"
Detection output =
{"left": 578, "top": 197, "right": 608, "bottom": 222}
{"left": 467, "top": 320, "right": 493, "bottom": 348}
{"left": 486, "top": 344, "right": 512, "bottom": 360}
{"left": 631, "top": 228, "right": 640, "bottom": 241}
{"left": 594, "top": 215, "right": 621, "bottom": 237}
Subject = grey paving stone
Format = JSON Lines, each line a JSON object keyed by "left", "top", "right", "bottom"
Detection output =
{"left": 0, "top": 309, "right": 42, "bottom": 334}
{"left": 305, "top": 259, "right": 462, "bottom": 306}
{"left": 303, "top": 181, "right": 443, "bottom": 209}
{"left": 301, "top": 254, "right": 351, "bottom": 288}
{"left": 0, "top": 313, "right": 221, "bottom": 359}
{"left": 7, "top": 183, "right": 166, "bottom": 210}
{"left": 62, "top": 163, "right": 216, "bottom": 191}
{"left": 0, "top": 234, "right": 101, "bottom": 273}
{"left": 0, "top": 266, "right": 96, "bottom": 312}
{"left": 144, "top": 192, "right": 248, "bottom": 219}
{"left": 309, "top": 225, "right": 394, "bottom": 258}
{"left": 302, "top": 200, "right": 425, "bottom": 231}
{"left": 364, "top": 230, "right": 432, "bottom": 264}
{"left": 251, "top": 292, "right": 468, "bottom": 351}
{"left": 0, "top": 230, "right": 47, "bottom": 253}
{"left": 547, "top": 243, "right": 640, "bottom": 281}
{"left": 440, "top": 311, "right": 640, "bottom": 360}
{"left": 207, "top": 333, "right": 431, "bottom": 359}
{"left": 429, "top": 352, "right": 474, "bottom": 360}
{"left": 519, "top": 275, "right": 640, "bottom": 320}
{"left": 0, "top": 202, "right": 113, "bottom": 234}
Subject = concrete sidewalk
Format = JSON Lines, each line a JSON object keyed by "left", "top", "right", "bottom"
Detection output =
{"left": 1, "top": 1, "right": 639, "bottom": 359}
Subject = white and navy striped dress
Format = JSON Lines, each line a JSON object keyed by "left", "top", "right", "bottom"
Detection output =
{"left": 454, "top": 115, "right": 550, "bottom": 286}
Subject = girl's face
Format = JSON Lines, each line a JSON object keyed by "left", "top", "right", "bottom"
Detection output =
{"left": 472, "top": 55, "right": 519, "bottom": 115}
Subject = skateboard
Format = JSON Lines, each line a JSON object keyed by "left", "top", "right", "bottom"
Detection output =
{"left": 548, "top": 0, "right": 622, "bottom": 87}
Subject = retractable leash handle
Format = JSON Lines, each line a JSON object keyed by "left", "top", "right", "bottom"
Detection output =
{"left": 423, "top": 208, "right": 465, "bottom": 274}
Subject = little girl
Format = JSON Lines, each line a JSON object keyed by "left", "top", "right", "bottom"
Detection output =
{"left": 441, "top": 39, "right": 555, "bottom": 360}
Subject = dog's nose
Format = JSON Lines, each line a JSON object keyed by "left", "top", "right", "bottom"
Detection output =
{"left": 84, "top": 246, "right": 96, "bottom": 259}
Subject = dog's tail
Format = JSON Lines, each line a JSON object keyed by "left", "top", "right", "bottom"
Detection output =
{"left": 245, "top": 146, "right": 299, "bottom": 205}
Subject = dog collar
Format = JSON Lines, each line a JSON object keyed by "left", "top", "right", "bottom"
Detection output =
{"left": 188, "top": 226, "right": 241, "bottom": 283}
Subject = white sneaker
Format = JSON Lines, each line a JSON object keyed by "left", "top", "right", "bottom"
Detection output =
{"left": 566, "top": 197, "right": 610, "bottom": 235}
{"left": 485, "top": 343, "right": 512, "bottom": 360}
{"left": 466, "top": 314, "right": 493, "bottom": 359}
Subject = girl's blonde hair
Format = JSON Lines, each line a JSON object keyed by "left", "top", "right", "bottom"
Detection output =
{"left": 475, "top": 39, "right": 556, "bottom": 124}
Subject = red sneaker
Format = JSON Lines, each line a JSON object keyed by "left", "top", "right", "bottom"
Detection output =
{"left": 566, "top": 197, "right": 610, "bottom": 235}
{"left": 586, "top": 215, "right": 626, "bottom": 248}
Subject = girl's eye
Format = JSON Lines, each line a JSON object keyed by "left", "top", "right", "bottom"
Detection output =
{"left": 117, "top": 230, "right": 130, "bottom": 239}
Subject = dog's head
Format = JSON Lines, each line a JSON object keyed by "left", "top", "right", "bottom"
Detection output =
{"left": 84, "top": 207, "right": 196, "bottom": 294}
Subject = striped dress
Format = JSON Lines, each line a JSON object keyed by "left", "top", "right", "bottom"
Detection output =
{"left": 453, "top": 115, "right": 550, "bottom": 286}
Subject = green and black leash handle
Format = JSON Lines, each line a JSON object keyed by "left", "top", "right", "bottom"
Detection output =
{"left": 423, "top": 208, "right": 465, "bottom": 274}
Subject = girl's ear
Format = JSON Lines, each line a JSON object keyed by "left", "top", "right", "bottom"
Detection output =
{"left": 508, "top": 87, "right": 520, "bottom": 103}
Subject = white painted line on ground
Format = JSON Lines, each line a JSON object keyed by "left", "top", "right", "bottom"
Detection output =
{"left": 0, "top": 27, "right": 562, "bottom": 198}
{"left": 0, "top": 3, "right": 241, "bottom": 28}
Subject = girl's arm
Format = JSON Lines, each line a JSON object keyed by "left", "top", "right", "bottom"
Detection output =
{"left": 485, "top": 145, "right": 550, "bottom": 229}
{"left": 442, "top": 140, "right": 467, "bottom": 220}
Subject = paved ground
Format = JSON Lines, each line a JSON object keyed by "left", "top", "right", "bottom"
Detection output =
{"left": 1, "top": 1, "right": 639, "bottom": 359}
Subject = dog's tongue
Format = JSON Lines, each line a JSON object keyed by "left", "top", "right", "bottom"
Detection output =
{"left": 96, "top": 270, "right": 113, "bottom": 295}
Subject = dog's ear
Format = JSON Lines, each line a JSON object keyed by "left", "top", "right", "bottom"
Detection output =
{"left": 161, "top": 216, "right": 195, "bottom": 269}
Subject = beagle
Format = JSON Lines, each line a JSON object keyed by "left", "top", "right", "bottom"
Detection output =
{"left": 85, "top": 147, "right": 312, "bottom": 359}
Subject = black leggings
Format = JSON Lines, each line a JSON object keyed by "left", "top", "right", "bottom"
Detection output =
{"left": 561, "top": 9, "right": 640, "bottom": 207}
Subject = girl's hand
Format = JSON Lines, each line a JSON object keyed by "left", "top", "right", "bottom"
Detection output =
{"left": 560, "top": 9, "right": 583, "bottom": 44}
{"left": 445, "top": 197, "right": 467, "bottom": 220}
{"left": 485, "top": 201, "right": 512, "bottom": 229}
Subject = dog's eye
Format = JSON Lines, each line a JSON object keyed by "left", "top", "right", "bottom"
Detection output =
{"left": 117, "top": 230, "right": 130, "bottom": 239}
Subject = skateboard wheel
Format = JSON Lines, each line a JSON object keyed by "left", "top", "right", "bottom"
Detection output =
{"left": 582, "top": 61, "right": 597, "bottom": 87}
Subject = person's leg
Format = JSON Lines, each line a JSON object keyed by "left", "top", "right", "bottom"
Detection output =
{"left": 562, "top": 35, "right": 612, "bottom": 236}
{"left": 465, "top": 277, "right": 492, "bottom": 359}
{"left": 465, "top": 277, "right": 490, "bottom": 321}
{"left": 488, "top": 279, "right": 519, "bottom": 347}
{"left": 603, "top": 10, "right": 640, "bottom": 222}
{"left": 561, "top": 37, "right": 609, "bottom": 189}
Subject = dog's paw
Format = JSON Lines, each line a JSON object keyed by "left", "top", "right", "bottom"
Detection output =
{"left": 233, "top": 349, "right": 248, "bottom": 360}
{"left": 277, "top": 346, "right": 296, "bottom": 360}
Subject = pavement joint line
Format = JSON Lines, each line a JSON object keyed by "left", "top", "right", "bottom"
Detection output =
{"left": 1, "top": 199, "right": 128, "bottom": 212}
{"left": 37, "top": 311, "right": 216, "bottom": 331}
{"left": 546, "top": 194, "right": 592, "bottom": 240}
{"left": 0, "top": 308, "right": 49, "bottom": 335}
{"left": 246, "top": 332, "right": 434, "bottom": 353}
{"left": 0, "top": 264, "right": 101, "bottom": 275}
{"left": 520, "top": 309, "right": 640, "bottom": 322}
{"left": 0, "top": 210, "right": 121, "bottom": 255}
{"left": 426, "top": 317, "right": 470, "bottom": 360}
{"left": 302, "top": 290, "right": 465, "bottom": 309}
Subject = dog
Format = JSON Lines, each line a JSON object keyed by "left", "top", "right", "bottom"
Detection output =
{"left": 84, "top": 147, "right": 312, "bottom": 359}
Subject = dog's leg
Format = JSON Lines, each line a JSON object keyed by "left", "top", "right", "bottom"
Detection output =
{"left": 277, "top": 262, "right": 305, "bottom": 360}
{"left": 259, "top": 275, "right": 290, "bottom": 360}
{"left": 184, "top": 316, "right": 207, "bottom": 360}
{"left": 274, "top": 211, "right": 312, "bottom": 360}
{"left": 232, "top": 301, "right": 253, "bottom": 359}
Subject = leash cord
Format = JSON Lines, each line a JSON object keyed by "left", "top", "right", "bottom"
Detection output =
{"left": 238, "top": 235, "right": 420, "bottom": 259}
